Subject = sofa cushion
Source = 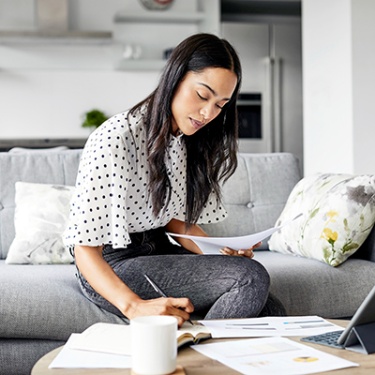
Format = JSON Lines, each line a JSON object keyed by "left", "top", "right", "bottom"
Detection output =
{"left": 0, "top": 261, "right": 127, "bottom": 341}
{"left": 202, "top": 153, "right": 301, "bottom": 247}
{"left": 255, "top": 251, "right": 375, "bottom": 318}
{"left": 6, "top": 182, "right": 74, "bottom": 264}
{"left": 0, "top": 150, "right": 82, "bottom": 259}
{"left": 268, "top": 173, "right": 375, "bottom": 266}
{"left": 0, "top": 339, "right": 64, "bottom": 375}
{"left": 8, "top": 146, "right": 69, "bottom": 153}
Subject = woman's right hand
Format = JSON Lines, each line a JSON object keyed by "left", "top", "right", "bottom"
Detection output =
{"left": 128, "top": 296, "right": 194, "bottom": 327}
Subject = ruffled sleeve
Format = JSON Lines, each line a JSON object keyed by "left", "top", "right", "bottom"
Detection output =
{"left": 64, "top": 125, "right": 131, "bottom": 249}
{"left": 172, "top": 192, "right": 228, "bottom": 225}
{"left": 196, "top": 193, "right": 228, "bottom": 225}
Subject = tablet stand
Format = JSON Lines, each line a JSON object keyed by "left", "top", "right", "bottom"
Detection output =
{"left": 344, "top": 322, "right": 375, "bottom": 354}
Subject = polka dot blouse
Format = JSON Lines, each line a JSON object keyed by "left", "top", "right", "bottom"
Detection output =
{"left": 64, "top": 108, "right": 228, "bottom": 249}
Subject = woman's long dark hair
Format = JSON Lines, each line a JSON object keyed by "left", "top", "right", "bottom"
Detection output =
{"left": 129, "top": 33, "right": 242, "bottom": 225}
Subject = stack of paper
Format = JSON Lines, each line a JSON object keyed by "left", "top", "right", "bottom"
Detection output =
{"left": 49, "top": 333, "right": 132, "bottom": 369}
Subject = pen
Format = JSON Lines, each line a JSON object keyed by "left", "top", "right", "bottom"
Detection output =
{"left": 144, "top": 274, "right": 194, "bottom": 325}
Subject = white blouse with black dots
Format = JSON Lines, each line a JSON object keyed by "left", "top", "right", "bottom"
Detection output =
{"left": 64, "top": 109, "right": 227, "bottom": 249}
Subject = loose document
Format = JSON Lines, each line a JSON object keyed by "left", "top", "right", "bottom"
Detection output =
{"left": 198, "top": 316, "right": 344, "bottom": 338}
{"left": 192, "top": 337, "right": 358, "bottom": 375}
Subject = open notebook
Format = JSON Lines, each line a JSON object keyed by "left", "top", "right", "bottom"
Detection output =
{"left": 68, "top": 321, "right": 211, "bottom": 355}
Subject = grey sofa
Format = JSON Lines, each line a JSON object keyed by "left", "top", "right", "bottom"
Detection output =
{"left": 1, "top": 150, "right": 375, "bottom": 375}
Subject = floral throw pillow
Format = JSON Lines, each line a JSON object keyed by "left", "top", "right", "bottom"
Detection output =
{"left": 5, "top": 182, "right": 75, "bottom": 265}
{"left": 268, "top": 173, "right": 375, "bottom": 266}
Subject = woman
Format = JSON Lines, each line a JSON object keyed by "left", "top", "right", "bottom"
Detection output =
{"left": 65, "top": 33, "right": 284, "bottom": 326}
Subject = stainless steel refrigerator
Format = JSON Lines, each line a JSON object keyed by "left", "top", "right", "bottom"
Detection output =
{"left": 221, "top": 22, "right": 303, "bottom": 169}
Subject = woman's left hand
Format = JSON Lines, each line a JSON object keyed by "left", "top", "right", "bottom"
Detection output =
{"left": 220, "top": 242, "right": 262, "bottom": 258}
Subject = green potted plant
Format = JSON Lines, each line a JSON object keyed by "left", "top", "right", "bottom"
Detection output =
{"left": 81, "top": 109, "right": 108, "bottom": 129}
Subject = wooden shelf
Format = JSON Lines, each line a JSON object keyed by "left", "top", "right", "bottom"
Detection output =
{"left": 0, "top": 30, "right": 113, "bottom": 45}
{"left": 0, "top": 138, "right": 87, "bottom": 152}
{"left": 114, "top": 11, "right": 205, "bottom": 24}
{"left": 115, "top": 58, "right": 166, "bottom": 71}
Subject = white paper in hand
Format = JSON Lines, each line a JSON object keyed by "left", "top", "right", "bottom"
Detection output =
{"left": 167, "top": 214, "right": 302, "bottom": 254}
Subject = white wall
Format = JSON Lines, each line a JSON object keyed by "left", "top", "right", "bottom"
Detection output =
{"left": 352, "top": 0, "right": 375, "bottom": 174}
{"left": 0, "top": 0, "right": 149, "bottom": 139}
{"left": 302, "top": 0, "right": 353, "bottom": 174}
{"left": 0, "top": 70, "right": 159, "bottom": 138}
{"left": 302, "top": 0, "right": 375, "bottom": 175}
{"left": 0, "top": 0, "right": 203, "bottom": 140}
{"left": 0, "top": 0, "right": 139, "bottom": 31}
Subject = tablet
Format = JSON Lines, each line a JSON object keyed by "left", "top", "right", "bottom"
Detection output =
{"left": 337, "top": 284, "right": 375, "bottom": 344}
{"left": 301, "top": 284, "right": 375, "bottom": 348}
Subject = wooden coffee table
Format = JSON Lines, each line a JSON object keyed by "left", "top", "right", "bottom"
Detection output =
{"left": 32, "top": 320, "right": 375, "bottom": 375}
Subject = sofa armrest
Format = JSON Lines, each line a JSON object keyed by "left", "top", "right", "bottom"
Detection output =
{"left": 353, "top": 226, "right": 375, "bottom": 262}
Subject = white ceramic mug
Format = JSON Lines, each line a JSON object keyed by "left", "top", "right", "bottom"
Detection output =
{"left": 131, "top": 315, "right": 178, "bottom": 375}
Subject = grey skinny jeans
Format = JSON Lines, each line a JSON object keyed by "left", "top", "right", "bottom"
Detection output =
{"left": 75, "top": 227, "right": 285, "bottom": 320}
